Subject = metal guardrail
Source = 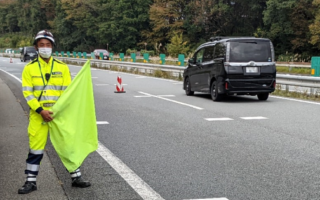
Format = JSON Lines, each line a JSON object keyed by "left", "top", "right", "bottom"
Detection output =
{"left": 1, "top": 55, "right": 319, "bottom": 92}
{"left": 58, "top": 57, "right": 320, "bottom": 92}
{"left": 276, "top": 63, "right": 310, "bottom": 68}
{"left": 276, "top": 74, "right": 320, "bottom": 93}
{"left": 58, "top": 57, "right": 186, "bottom": 77}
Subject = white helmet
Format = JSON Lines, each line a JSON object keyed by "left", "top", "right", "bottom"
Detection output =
{"left": 33, "top": 30, "right": 55, "bottom": 46}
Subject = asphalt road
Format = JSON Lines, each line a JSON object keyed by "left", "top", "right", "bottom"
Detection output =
{"left": 1, "top": 57, "right": 320, "bottom": 200}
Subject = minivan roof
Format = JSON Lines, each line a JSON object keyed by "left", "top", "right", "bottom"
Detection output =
{"left": 197, "top": 37, "right": 271, "bottom": 51}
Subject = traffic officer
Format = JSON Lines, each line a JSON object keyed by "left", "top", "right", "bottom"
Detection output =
{"left": 18, "top": 30, "right": 91, "bottom": 194}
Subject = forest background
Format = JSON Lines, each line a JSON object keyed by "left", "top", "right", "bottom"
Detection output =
{"left": 1, "top": 0, "right": 320, "bottom": 62}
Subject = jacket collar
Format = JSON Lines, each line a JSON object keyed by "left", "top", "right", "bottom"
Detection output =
{"left": 38, "top": 56, "right": 53, "bottom": 67}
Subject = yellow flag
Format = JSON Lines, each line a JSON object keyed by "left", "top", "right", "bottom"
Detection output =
{"left": 48, "top": 60, "right": 98, "bottom": 172}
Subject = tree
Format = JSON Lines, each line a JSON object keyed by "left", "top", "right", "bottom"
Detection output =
{"left": 167, "top": 32, "right": 189, "bottom": 57}
{"left": 289, "top": 0, "right": 314, "bottom": 55}
{"left": 309, "top": 0, "right": 320, "bottom": 50}
{"left": 144, "top": 0, "right": 188, "bottom": 47}
{"left": 263, "top": 0, "right": 296, "bottom": 55}
{"left": 95, "top": 0, "right": 152, "bottom": 52}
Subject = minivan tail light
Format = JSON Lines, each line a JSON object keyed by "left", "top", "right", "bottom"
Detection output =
{"left": 225, "top": 82, "right": 228, "bottom": 90}
{"left": 273, "top": 80, "right": 276, "bottom": 88}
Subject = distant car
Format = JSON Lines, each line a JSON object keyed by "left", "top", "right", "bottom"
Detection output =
{"left": 93, "top": 49, "right": 109, "bottom": 60}
{"left": 5, "top": 49, "right": 13, "bottom": 53}
{"left": 20, "top": 46, "right": 38, "bottom": 62}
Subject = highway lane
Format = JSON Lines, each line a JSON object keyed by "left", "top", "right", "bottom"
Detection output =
{"left": 1, "top": 57, "right": 320, "bottom": 200}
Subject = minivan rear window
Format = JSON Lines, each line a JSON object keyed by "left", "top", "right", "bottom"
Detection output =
{"left": 26, "top": 47, "right": 37, "bottom": 53}
{"left": 229, "top": 40, "right": 271, "bottom": 62}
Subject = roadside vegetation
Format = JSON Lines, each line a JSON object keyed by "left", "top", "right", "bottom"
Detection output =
{"left": 276, "top": 66, "right": 311, "bottom": 75}
{"left": 1, "top": 1, "right": 320, "bottom": 62}
{"left": 273, "top": 84, "right": 320, "bottom": 102}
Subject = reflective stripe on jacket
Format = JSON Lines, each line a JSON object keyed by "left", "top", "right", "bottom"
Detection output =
{"left": 22, "top": 56, "right": 71, "bottom": 111}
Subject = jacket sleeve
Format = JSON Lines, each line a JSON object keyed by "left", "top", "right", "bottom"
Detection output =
{"left": 22, "top": 66, "right": 42, "bottom": 112}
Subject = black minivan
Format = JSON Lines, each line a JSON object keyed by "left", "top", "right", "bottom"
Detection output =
{"left": 20, "top": 46, "right": 38, "bottom": 62}
{"left": 183, "top": 37, "right": 276, "bottom": 101}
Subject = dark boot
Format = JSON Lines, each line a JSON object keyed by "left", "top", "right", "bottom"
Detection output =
{"left": 72, "top": 177, "right": 91, "bottom": 188}
{"left": 18, "top": 181, "right": 37, "bottom": 194}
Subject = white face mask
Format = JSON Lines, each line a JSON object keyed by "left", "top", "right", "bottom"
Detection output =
{"left": 38, "top": 48, "right": 52, "bottom": 59}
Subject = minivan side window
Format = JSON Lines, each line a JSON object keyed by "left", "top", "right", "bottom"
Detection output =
{"left": 214, "top": 43, "right": 226, "bottom": 59}
{"left": 195, "top": 49, "right": 205, "bottom": 63}
{"left": 202, "top": 46, "right": 214, "bottom": 62}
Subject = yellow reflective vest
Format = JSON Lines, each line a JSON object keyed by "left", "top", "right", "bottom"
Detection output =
{"left": 22, "top": 56, "right": 71, "bottom": 113}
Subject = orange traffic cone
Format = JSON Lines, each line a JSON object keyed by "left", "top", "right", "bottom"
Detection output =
{"left": 114, "top": 76, "right": 126, "bottom": 93}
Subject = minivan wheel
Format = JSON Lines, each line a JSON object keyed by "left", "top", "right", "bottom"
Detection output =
{"left": 185, "top": 78, "right": 194, "bottom": 96}
{"left": 211, "top": 81, "right": 222, "bottom": 101}
{"left": 257, "top": 93, "right": 269, "bottom": 100}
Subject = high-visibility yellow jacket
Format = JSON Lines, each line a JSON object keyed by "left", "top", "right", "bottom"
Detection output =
{"left": 22, "top": 56, "right": 71, "bottom": 113}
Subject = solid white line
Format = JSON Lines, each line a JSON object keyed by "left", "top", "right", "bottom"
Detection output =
{"left": 0, "top": 69, "right": 22, "bottom": 83}
{"left": 270, "top": 95, "right": 320, "bottom": 105}
{"left": 92, "top": 77, "right": 98, "bottom": 79}
{"left": 139, "top": 91, "right": 203, "bottom": 110}
{"left": 205, "top": 118, "right": 234, "bottom": 121}
{"left": 158, "top": 95, "right": 175, "bottom": 97}
{"left": 136, "top": 76, "right": 147, "bottom": 78}
{"left": 96, "top": 121, "right": 109, "bottom": 124}
{"left": 113, "top": 84, "right": 128, "bottom": 86}
{"left": 96, "top": 141, "right": 165, "bottom": 200}
{"left": 134, "top": 95, "right": 175, "bottom": 98}
{"left": 240, "top": 116, "right": 267, "bottom": 120}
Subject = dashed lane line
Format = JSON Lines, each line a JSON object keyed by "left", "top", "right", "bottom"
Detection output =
{"left": 138, "top": 91, "right": 203, "bottom": 110}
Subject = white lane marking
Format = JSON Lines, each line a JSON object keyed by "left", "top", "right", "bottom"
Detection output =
{"left": 158, "top": 95, "right": 175, "bottom": 97}
{"left": 136, "top": 76, "right": 148, "bottom": 78}
{"left": 92, "top": 77, "right": 98, "bottom": 79}
{"left": 184, "top": 198, "right": 229, "bottom": 200}
{"left": 240, "top": 116, "right": 268, "bottom": 120}
{"left": 97, "top": 141, "right": 165, "bottom": 200}
{"left": 135, "top": 96, "right": 152, "bottom": 98}
{"left": 270, "top": 95, "right": 320, "bottom": 105}
{"left": 134, "top": 94, "right": 175, "bottom": 98}
{"left": 0, "top": 69, "right": 22, "bottom": 83}
{"left": 139, "top": 91, "right": 203, "bottom": 110}
{"left": 96, "top": 121, "right": 109, "bottom": 124}
{"left": 95, "top": 84, "right": 109, "bottom": 86}
{"left": 205, "top": 118, "right": 233, "bottom": 121}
